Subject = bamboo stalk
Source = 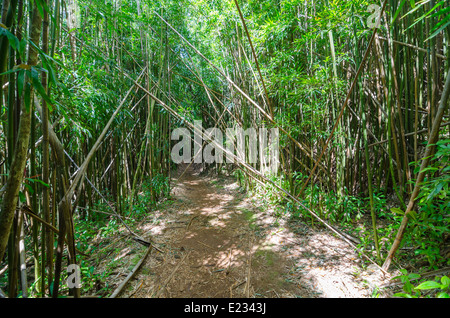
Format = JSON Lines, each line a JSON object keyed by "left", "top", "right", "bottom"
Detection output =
{"left": 125, "top": 71, "right": 388, "bottom": 274}
{"left": 383, "top": 66, "right": 450, "bottom": 271}
{"left": 110, "top": 244, "right": 153, "bottom": 298}
{"left": 297, "top": 0, "right": 388, "bottom": 197}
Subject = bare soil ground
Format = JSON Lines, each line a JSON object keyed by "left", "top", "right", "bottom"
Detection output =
{"left": 116, "top": 164, "right": 392, "bottom": 298}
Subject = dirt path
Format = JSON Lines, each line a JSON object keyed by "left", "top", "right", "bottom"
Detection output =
{"left": 123, "top": 164, "right": 388, "bottom": 298}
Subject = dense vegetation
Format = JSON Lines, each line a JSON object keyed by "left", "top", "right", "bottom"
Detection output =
{"left": 0, "top": 0, "right": 449, "bottom": 298}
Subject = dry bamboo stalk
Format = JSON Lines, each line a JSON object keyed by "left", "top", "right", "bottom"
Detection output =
{"left": 65, "top": 68, "right": 147, "bottom": 204}
{"left": 233, "top": 0, "right": 274, "bottom": 118}
{"left": 110, "top": 244, "right": 153, "bottom": 298}
{"left": 297, "top": 0, "right": 388, "bottom": 197}
{"left": 382, "top": 68, "right": 450, "bottom": 271}
{"left": 155, "top": 251, "right": 190, "bottom": 298}
{"left": 152, "top": 10, "right": 329, "bottom": 177}
{"left": 245, "top": 236, "right": 253, "bottom": 298}
{"left": 125, "top": 71, "right": 388, "bottom": 275}
{"left": 376, "top": 36, "right": 447, "bottom": 60}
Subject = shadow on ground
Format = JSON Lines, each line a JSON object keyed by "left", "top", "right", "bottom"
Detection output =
{"left": 125, "top": 164, "right": 384, "bottom": 298}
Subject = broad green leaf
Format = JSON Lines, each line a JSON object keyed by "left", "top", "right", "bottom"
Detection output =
{"left": 415, "top": 280, "right": 442, "bottom": 290}
{"left": 0, "top": 68, "right": 21, "bottom": 76}
{"left": 408, "top": 273, "right": 421, "bottom": 280}
{"left": 19, "top": 191, "right": 26, "bottom": 203}
{"left": 31, "top": 67, "right": 53, "bottom": 107}
{"left": 4, "top": 29, "right": 19, "bottom": 50}
{"left": 419, "top": 166, "right": 438, "bottom": 173}
{"left": 426, "top": 18, "right": 450, "bottom": 41}
{"left": 394, "top": 292, "right": 413, "bottom": 298}
{"left": 441, "top": 276, "right": 450, "bottom": 288}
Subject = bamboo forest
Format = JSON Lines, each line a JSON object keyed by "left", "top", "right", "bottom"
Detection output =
{"left": 0, "top": 0, "right": 449, "bottom": 301}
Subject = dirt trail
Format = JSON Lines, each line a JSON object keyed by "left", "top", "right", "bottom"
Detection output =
{"left": 124, "top": 164, "right": 387, "bottom": 298}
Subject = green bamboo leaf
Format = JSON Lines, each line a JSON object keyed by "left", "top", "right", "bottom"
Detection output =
{"left": 407, "top": 210, "right": 418, "bottom": 221}
{"left": 3, "top": 28, "right": 19, "bottom": 50}
{"left": 24, "top": 183, "right": 34, "bottom": 195}
{"left": 425, "top": 18, "right": 450, "bottom": 41}
{"left": 430, "top": 6, "right": 450, "bottom": 18}
{"left": 402, "top": 0, "right": 428, "bottom": 19}
{"left": 31, "top": 67, "right": 53, "bottom": 108}
{"left": 18, "top": 191, "right": 26, "bottom": 203}
{"left": 427, "top": 182, "right": 445, "bottom": 201}
{"left": 18, "top": 38, "right": 27, "bottom": 61}
{"left": 35, "top": 0, "right": 45, "bottom": 19}
{"left": 26, "top": 178, "right": 50, "bottom": 188}
{"left": 404, "top": 0, "right": 445, "bottom": 32}
{"left": 391, "top": 207, "right": 404, "bottom": 215}
{"left": 0, "top": 68, "right": 21, "bottom": 76}
{"left": 419, "top": 166, "right": 438, "bottom": 173}
{"left": 391, "top": 0, "right": 408, "bottom": 24}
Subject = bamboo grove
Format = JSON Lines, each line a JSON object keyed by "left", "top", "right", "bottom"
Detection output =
{"left": 0, "top": 0, "right": 449, "bottom": 298}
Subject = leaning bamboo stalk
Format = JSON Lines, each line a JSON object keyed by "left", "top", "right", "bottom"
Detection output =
{"left": 110, "top": 244, "right": 153, "bottom": 298}
{"left": 126, "top": 72, "right": 388, "bottom": 275}
{"left": 35, "top": 98, "right": 154, "bottom": 252}
{"left": 152, "top": 10, "right": 328, "bottom": 176}
{"left": 376, "top": 36, "right": 447, "bottom": 60}
{"left": 65, "top": 68, "right": 146, "bottom": 204}
{"left": 233, "top": 0, "right": 273, "bottom": 119}
{"left": 368, "top": 122, "right": 450, "bottom": 147}
{"left": 297, "top": 0, "right": 388, "bottom": 197}
{"left": 382, "top": 67, "right": 450, "bottom": 271}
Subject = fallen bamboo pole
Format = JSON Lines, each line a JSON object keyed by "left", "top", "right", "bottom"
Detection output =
{"left": 110, "top": 244, "right": 153, "bottom": 298}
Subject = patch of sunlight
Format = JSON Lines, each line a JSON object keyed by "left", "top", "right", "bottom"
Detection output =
{"left": 212, "top": 248, "right": 246, "bottom": 268}
{"left": 113, "top": 247, "right": 131, "bottom": 262}
{"left": 209, "top": 218, "right": 226, "bottom": 228}
{"left": 148, "top": 224, "right": 166, "bottom": 235}
{"left": 185, "top": 232, "right": 197, "bottom": 239}
{"left": 303, "top": 268, "right": 361, "bottom": 298}
{"left": 224, "top": 182, "right": 239, "bottom": 190}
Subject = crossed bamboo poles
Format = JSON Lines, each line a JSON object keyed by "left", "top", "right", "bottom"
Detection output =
{"left": 49, "top": 0, "right": 450, "bottom": 291}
